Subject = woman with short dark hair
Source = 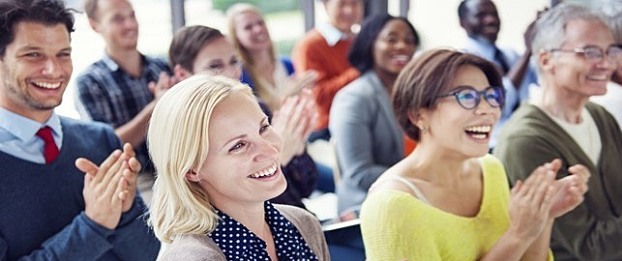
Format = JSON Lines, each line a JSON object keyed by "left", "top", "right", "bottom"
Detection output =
{"left": 360, "top": 49, "right": 589, "bottom": 260}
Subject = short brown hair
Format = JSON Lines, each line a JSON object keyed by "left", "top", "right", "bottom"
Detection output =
{"left": 168, "top": 25, "right": 224, "bottom": 73}
{"left": 392, "top": 49, "right": 502, "bottom": 141}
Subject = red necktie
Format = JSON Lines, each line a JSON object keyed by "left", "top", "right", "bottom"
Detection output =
{"left": 36, "top": 126, "right": 59, "bottom": 164}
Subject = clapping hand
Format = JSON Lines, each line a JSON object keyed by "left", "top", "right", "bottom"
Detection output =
{"left": 76, "top": 150, "right": 126, "bottom": 229}
{"left": 548, "top": 161, "right": 590, "bottom": 218}
{"left": 75, "top": 144, "right": 142, "bottom": 229}
{"left": 508, "top": 161, "right": 557, "bottom": 242}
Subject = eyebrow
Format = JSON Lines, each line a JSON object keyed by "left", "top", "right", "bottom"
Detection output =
{"left": 220, "top": 115, "right": 269, "bottom": 151}
{"left": 16, "top": 46, "right": 72, "bottom": 54}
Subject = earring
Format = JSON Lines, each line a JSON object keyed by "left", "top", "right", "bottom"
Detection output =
{"left": 420, "top": 126, "right": 428, "bottom": 133}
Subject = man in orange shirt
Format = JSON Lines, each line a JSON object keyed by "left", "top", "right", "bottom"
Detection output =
{"left": 292, "top": 0, "right": 363, "bottom": 142}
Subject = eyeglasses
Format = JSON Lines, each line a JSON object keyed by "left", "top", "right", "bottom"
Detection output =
{"left": 437, "top": 86, "right": 505, "bottom": 110}
{"left": 549, "top": 44, "right": 622, "bottom": 61}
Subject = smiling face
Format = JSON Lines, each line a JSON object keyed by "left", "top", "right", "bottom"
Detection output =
{"left": 542, "top": 19, "right": 616, "bottom": 99}
{"left": 233, "top": 10, "right": 271, "bottom": 53}
{"left": 192, "top": 91, "right": 286, "bottom": 208}
{"left": 0, "top": 22, "right": 72, "bottom": 122}
{"left": 324, "top": 0, "right": 363, "bottom": 34}
{"left": 373, "top": 19, "right": 417, "bottom": 76}
{"left": 420, "top": 65, "right": 501, "bottom": 158}
{"left": 191, "top": 37, "right": 242, "bottom": 80}
{"left": 90, "top": 0, "right": 139, "bottom": 51}
{"left": 460, "top": 0, "right": 500, "bottom": 43}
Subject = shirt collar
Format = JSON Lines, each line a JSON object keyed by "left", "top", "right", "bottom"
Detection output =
{"left": 464, "top": 36, "right": 497, "bottom": 60}
{"left": 101, "top": 52, "right": 147, "bottom": 72}
{"left": 0, "top": 107, "right": 61, "bottom": 142}
{"left": 317, "top": 22, "right": 349, "bottom": 46}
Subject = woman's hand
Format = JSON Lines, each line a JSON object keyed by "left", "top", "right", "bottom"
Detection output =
{"left": 271, "top": 92, "right": 315, "bottom": 165}
{"left": 283, "top": 70, "right": 318, "bottom": 97}
{"left": 507, "top": 162, "right": 557, "bottom": 242}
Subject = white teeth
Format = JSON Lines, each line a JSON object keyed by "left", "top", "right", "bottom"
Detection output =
{"left": 465, "top": 125, "right": 492, "bottom": 134}
{"left": 471, "top": 133, "right": 487, "bottom": 140}
{"left": 32, "top": 82, "right": 61, "bottom": 89}
{"left": 249, "top": 163, "right": 278, "bottom": 178}
{"left": 393, "top": 55, "right": 410, "bottom": 62}
{"left": 587, "top": 75, "right": 607, "bottom": 81}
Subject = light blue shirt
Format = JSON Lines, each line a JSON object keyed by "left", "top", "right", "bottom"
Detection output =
{"left": 462, "top": 36, "right": 539, "bottom": 148}
{"left": 0, "top": 108, "right": 63, "bottom": 163}
{"left": 316, "top": 22, "right": 349, "bottom": 46}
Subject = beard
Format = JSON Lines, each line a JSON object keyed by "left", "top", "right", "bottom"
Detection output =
{"left": 1, "top": 64, "right": 63, "bottom": 112}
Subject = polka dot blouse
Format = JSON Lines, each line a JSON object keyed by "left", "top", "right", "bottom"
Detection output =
{"left": 209, "top": 201, "right": 318, "bottom": 261}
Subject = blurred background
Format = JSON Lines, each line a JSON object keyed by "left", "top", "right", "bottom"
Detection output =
{"left": 58, "top": 0, "right": 622, "bottom": 118}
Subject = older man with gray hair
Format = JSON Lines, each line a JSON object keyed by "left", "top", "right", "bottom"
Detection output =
{"left": 494, "top": 3, "right": 622, "bottom": 261}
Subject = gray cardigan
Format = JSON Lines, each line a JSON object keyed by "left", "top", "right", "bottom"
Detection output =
{"left": 329, "top": 71, "right": 404, "bottom": 213}
{"left": 158, "top": 204, "right": 330, "bottom": 261}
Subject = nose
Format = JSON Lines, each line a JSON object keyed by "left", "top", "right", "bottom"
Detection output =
{"left": 482, "top": 14, "right": 498, "bottom": 25}
{"left": 222, "top": 65, "right": 242, "bottom": 80}
{"left": 475, "top": 94, "right": 494, "bottom": 115}
{"left": 394, "top": 39, "right": 412, "bottom": 50}
{"left": 41, "top": 58, "right": 62, "bottom": 77}
{"left": 252, "top": 136, "right": 280, "bottom": 162}
{"left": 124, "top": 16, "right": 138, "bottom": 29}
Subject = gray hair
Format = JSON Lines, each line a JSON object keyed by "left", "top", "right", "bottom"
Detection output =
{"left": 532, "top": 3, "right": 610, "bottom": 66}
{"left": 609, "top": 11, "right": 622, "bottom": 43}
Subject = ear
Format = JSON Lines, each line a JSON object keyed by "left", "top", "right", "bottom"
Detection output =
{"left": 459, "top": 19, "right": 466, "bottom": 30}
{"left": 185, "top": 170, "right": 201, "bottom": 182}
{"left": 538, "top": 49, "right": 554, "bottom": 73}
{"left": 88, "top": 18, "right": 100, "bottom": 33}
{"left": 408, "top": 109, "right": 427, "bottom": 129}
{"left": 174, "top": 64, "right": 191, "bottom": 80}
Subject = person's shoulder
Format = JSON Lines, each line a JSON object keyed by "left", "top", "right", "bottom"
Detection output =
{"left": 295, "top": 29, "right": 326, "bottom": 48}
{"left": 60, "top": 117, "right": 112, "bottom": 132}
{"left": 144, "top": 55, "right": 169, "bottom": 67}
{"left": 274, "top": 204, "right": 316, "bottom": 222}
{"left": 478, "top": 154, "right": 507, "bottom": 181}
{"left": 338, "top": 73, "right": 375, "bottom": 97}
{"left": 501, "top": 104, "right": 548, "bottom": 136}
{"left": 60, "top": 117, "right": 119, "bottom": 146}
{"left": 278, "top": 57, "right": 295, "bottom": 74}
{"left": 76, "top": 59, "right": 109, "bottom": 81}
{"left": 159, "top": 234, "right": 224, "bottom": 261}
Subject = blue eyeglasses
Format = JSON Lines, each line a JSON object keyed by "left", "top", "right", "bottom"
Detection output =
{"left": 437, "top": 86, "right": 505, "bottom": 110}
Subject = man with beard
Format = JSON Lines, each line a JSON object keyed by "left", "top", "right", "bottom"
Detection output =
{"left": 0, "top": 0, "right": 159, "bottom": 259}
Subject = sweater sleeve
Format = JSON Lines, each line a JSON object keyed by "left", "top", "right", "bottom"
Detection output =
{"left": 9, "top": 213, "right": 114, "bottom": 261}
{"left": 495, "top": 133, "right": 622, "bottom": 260}
{"left": 109, "top": 197, "right": 160, "bottom": 261}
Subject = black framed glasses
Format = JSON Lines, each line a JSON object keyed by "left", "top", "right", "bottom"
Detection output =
{"left": 549, "top": 44, "right": 622, "bottom": 62}
{"left": 437, "top": 86, "right": 505, "bottom": 110}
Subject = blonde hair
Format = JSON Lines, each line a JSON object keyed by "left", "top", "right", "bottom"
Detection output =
{"left": 226, "top": 3, "right": 276, "bottom": 101}
{"left": 147, "top": 74, "right": 253, "bottom": 243}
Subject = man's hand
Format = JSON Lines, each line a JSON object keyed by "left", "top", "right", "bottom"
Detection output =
{"left": 119, "top": 143, "right": 141, "bottom": 212}
{"left": 549, "top": 163, "right": 590, "bottom": 218}
{"left": 75, "top": 150, "right": 126, "bottom": 229}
